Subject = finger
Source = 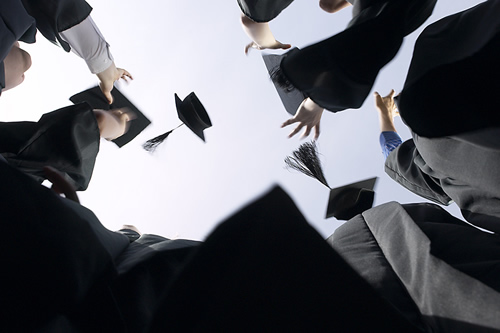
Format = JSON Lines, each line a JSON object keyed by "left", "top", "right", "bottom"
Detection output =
{"left": 120, "top": 69, "right": 133, "bottom": 80}
{"left": 288, "top": 123, "right": 304, "bottom": 138}
{"left": 281, "top": 117, "right": 298, "bottom": 128}
{"left": 301, "top": 125, "right": 312, "bottom": 139}
{"left": 388, "top": 89, "right": 395, "bottom": 98}
{"left": 244, "top": 42, "right": 254, "bottom": 55}
{"left": 314, "top": 123, "right": 320, "bottom": 140}
{"left": 280, "top": 43, "right": 292, "bottom": 50}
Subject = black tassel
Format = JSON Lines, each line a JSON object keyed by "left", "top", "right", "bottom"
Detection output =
{"left": 143, "top": 124, "right": 184, "bottom": 152}
{"left": 285, "top": 141, "right": 329, "bottom": 188}
{"left": 142, "top": 130, "right": 174, "bottom": 152}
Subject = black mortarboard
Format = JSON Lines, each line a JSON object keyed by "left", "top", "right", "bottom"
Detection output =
{"left": 143, "top": 92, "right": 212, "bottom": 152}
{"left": 262, "top": 48, "right": 306, "bottom": 115}
{"left": 285, "top": 141, "right": 377, "bottom": 220}
{"left": 70, "top": 86, "right": 151, "bottom": 147}
{"left": 325, "top": 177, "right": 377, "bottom": 220}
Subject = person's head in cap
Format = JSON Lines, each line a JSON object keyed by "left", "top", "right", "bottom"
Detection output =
{"left": 1, "top": 42, "right": 32, "bottom": 92}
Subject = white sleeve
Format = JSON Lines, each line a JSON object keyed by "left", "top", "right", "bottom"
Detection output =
{"left": 59, "top": 15, "right": 114, "bottom": 74}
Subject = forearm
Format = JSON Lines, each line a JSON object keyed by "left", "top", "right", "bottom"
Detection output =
{"left": 240, "top": 13, "right": 276, "bottom": 47}
{"left": 378, "top": 112, "right": 397, "bottom": 132}
{"left": 59, "top": 15, "right": 114, "bottom": 74}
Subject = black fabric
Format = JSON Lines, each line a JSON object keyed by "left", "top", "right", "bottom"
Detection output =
{"left": 21, "top": 0, "right": 92, "bottom": 51}
{"left": 237, "top": 0, "right": 294, "bottom": 22}
{"left": 0, "top": 161, "right": 126, "bottom": 332}
{"left": 333, "top": 201, "right": 500, "bottom": 332}
{"left": 403, "top": 203, "right": 500, "bottom": 293}
{"left": 279, "top": 0, "right": 435, "bottom": 112}
{"left": 149, "top": 187, "right": 421, "bottom": 332}
{"left": 0, "top": 0, "right": 36, "bottom": 90}
{"left": 0, "top": 102, "right": 100, "bottom": 190}
{"left": 329, "top": 214, "right": 426, "bottom": 331}
{"left": 398, "top": 0, "right": 500, "bottom": 137}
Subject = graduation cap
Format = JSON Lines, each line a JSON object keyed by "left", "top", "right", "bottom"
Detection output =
{"left": 285, "top": 141, "right": 377, "bottom": 220}
{"left": 143, "top": 92, "right": 212, "bottom": 152}
{"left": 262, "top": 48, "right": 306, "bottom": 115}
{"left": 70, "top": 86, "right": 151, "bottom": 147}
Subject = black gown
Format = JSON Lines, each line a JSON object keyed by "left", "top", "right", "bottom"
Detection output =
{"left": 21, "top": 0, "right": 92, "bottom": 51}
{"left": 0, "top": 102, "right": 100, "bottom": 191}
{"left": 237, "top": 0, "right": 294, "bottom": 22}
{"left": 398, "top": 0, "right": 500, "bottom": 137}
{"left": 0, "top": 0, "right": 36, "bottom": 90}
{"left": 278, "top": 0, "right": 436, "bottom": 112}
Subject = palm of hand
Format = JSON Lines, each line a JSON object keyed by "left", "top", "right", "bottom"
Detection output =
{"left": 281, "top": 98, "right": 324, "bottom": 139}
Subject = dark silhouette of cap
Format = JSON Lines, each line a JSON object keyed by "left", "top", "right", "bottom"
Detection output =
{"left": 262, "top": 48, "right": 306, "bottom": 115}
{"left": 175, "top": 92, "right": 212, "bottom": 142}
{"left": 70, "top": 86, "right": 151, "bottom": 147}
{"left": 326, "top": 177, "right": 378, "bottom": 220}
{"left": 142, "top": 92, "right": 212, "bottom": 152}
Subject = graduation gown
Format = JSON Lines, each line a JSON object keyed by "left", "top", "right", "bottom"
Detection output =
{"left": 385, "top": 129, "right": 500, "bottom": 234}
{"left": 329, "top": 201, "right": 500, "bottom": 332}
{"left": 398, "top": 0, "right": 500, "bottom": 137}
{"left": 0, "top": 102, "right": 100, "bottom": 191}
{"left": 0, "top": 0, "right": 36, "bottom": 90}
{"left": 1, "top": 160, "right": 421, "bottom": 332}
{"left": 237, "top": 0, "right": 294, "bottom": 22}
{"left": 278, "top": 0, "right": 436, "bottom": 112}
{"left": 21, "top": 0, "right": 92, "bottom": 51}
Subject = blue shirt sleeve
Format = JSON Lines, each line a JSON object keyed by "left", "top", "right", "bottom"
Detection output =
{"left": 380, "top": 131, "right": 403, "bottom": 160}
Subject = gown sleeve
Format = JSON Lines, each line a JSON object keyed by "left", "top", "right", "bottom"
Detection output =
{"left": 384, "top": 138, "right": 452, "bottom": 205}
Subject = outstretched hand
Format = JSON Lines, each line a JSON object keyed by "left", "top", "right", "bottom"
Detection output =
{"left": 281, "top": 98, "right": 324, "bottom": 139}
{"left": 97, "top": 62, "right": 133, "bottom": 104}
{"left": 244, "top": 40, "right": 291, "bottom": 55}
{"left": 374, "top": 90, "right": 399, "bottom": 118}
{"left": 43, "top": 166, "right": 79, "bottom": 203}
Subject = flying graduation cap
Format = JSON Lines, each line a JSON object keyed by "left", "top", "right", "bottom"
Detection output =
{"left": 70, "top": 86, "right": 151, "bottom": 147}
{"left": 285, "top": 141, "right": 377, "bottom": 220}
{"left": 262, "top": 48, "right": 307, "bottom": 115}
{"left": 143, "top": 92, "right": 212, "bottom": 152}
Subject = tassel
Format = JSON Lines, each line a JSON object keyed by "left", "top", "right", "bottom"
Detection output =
{"left": 142, "top": 124, "right": 183, "bottom": 152}
{"left": 284, "top": 141, "right": 329, "bottom": 188}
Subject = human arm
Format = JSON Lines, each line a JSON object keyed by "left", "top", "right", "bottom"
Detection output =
{"left": 59, "top": 15, "right": 133, "bottom": 104}
{"left": 241, "top": 13, "right": 291, "bottom": 54}
{"left": 281, "top": 97, "right": 324, "bottom": 139}
{"left": 374, "top": 90, "right": 403, "bottom": 159}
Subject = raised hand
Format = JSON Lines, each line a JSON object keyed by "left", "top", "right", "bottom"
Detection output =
{"left": 281, "top": 98, "right": 324, "bottom": 139}
{"left": 96, "top": 62, "right": 133, "bottom": 104}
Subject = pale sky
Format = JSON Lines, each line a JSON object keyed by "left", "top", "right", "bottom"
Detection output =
{"left": 0, "top": 0, "right": 481, "bottom": 240}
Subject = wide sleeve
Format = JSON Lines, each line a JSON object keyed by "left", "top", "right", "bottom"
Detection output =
{"left": 384, "top": 139, "right": 452, "bottom": 205}
{"left": 21, "top": 0, "right": 92, "bottom": 51}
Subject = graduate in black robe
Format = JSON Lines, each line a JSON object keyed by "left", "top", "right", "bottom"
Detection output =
{"left": 275, "top": 0, "right": 436, "bottom": 139}
{"left": 373, "top": 1, "right": 500, "bottom": 234}
{"left": 1, "top": 0, "right": 131, "bottom": 103}
{"left": 397, "top": 0, "right": 500, "bottom": 137}
{"left": 4, "top": 156, "right": 500, "bottom": 332}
